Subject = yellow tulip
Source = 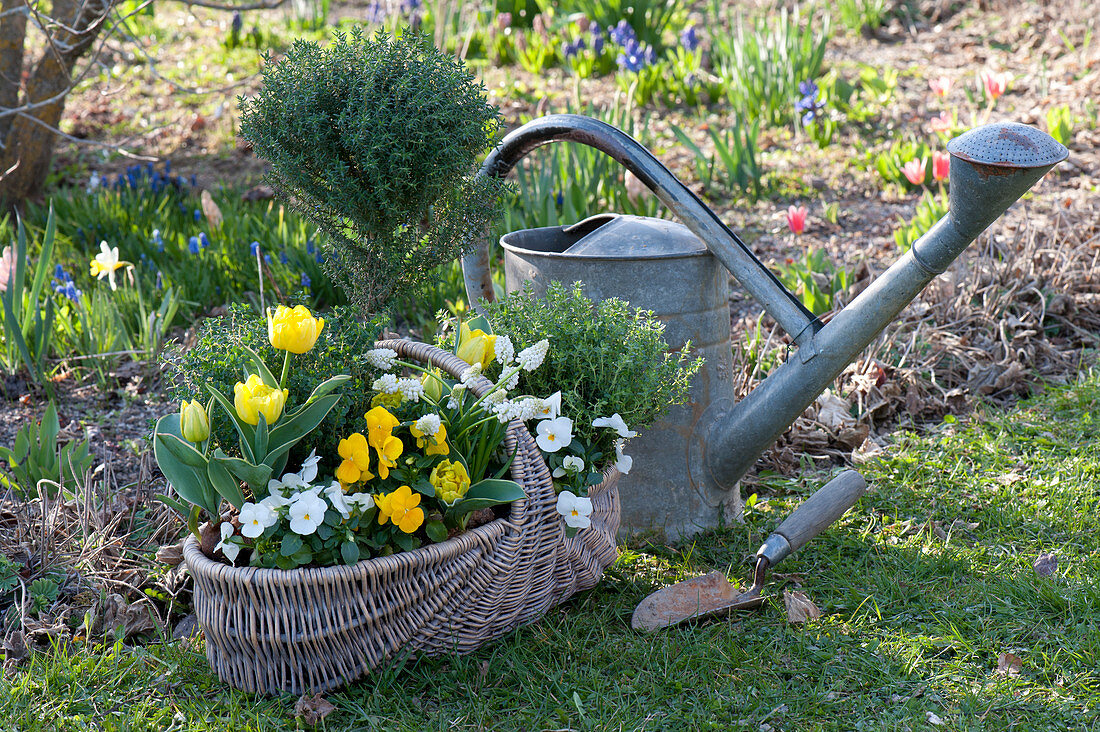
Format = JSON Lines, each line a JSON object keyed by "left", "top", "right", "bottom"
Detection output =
{"left": 376, "top": 485, "right": 424, "bottom": 534}
{"left": 430, "top": 459, "right": 470, "bottom": 505}
{"left": 456, "top": 321, "right": 497, "bottom": 369}
{"left": 233, "top": 374, "right": 288, "bottom": 426}
{"left": 421, "top": 367, "right": 444, "bottom": 403}
{"left": 179, "top": 399, "right": 210, "bottom": 443}
{"left": 267, "top": 304, "right": 325, "bottom": 354}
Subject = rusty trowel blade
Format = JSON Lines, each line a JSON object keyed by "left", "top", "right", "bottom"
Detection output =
{"left": 631, "top": 571, "right": 766, "bottom": 632}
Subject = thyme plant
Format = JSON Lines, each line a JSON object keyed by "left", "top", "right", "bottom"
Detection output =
{"left": 238, "top": 28, "right": 506, "bottom": 310}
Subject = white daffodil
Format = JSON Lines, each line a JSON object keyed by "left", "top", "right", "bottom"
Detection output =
{"left": 238, "top": 501, "right": 277, "bottom": 539}
{"left": 536, "top": 416, "right": 573, "bottom": 453}
{"left": 593, "top": 413, "right": 637, "bottom": 438}
{"left": 535, "top": 391, "right": 561, "bottom": 420}
{"left": 365, "top": 348, "right": 397, "bottom": 371}
{"left": 288, "top": 491, "right": 328, "bottom": 535}
{"left": 214, "top": 521, "right": 240, "bottom": 562}
{"left": 614, "top": 440, "right": 633, "bottom": 475}
{"left": 555, "top": 490, "right": 593, "bottom": 529}
{"left": 552, "top": 455, "right": 585, "bottom": 478}
{"left": 324, "top": 481, "right": 352, "bottom": 520}
{"left": 89, "top": 241, "right": 131, "bottom": 291}
{"left": 517, "top": 339, "right": 549, "bottom": 371}
{"left": 347, "top": 492, "right": 374, "bottom": 512}
{"left": 299, "top": 449, "right": 321, "bottom": 484}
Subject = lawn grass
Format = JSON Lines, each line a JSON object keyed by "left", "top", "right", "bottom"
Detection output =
{"left": 3, "top": 374, "right": 1100, "bottom": 730}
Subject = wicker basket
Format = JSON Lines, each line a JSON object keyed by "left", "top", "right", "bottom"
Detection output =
{"left": 184, "top": 339, "right": 620, "bottom": 694}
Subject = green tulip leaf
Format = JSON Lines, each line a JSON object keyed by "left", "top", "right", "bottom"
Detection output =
{"left": 450, "top": 478, "right": 525, "bottom": 514}
{"left": 267, "top": 394, "right": 341, "bottom": 456}
{"left": 157, "top": 432, "right": 209, "bottom": 469}
{"left": 240, "top": 344, "right": 280, "bottom": 389}
{"left": 153, "top": 414, "right": 220, "bottom": 516}
{"left": 212, "top": 450, "right": 272, "bottom": 492}
{"left": 283, "top": 374, "right": 351, "bottom": 419}
{"left": 205, "top": 386, "right": 257, "bottom": 463}
{"left": 207, "top": 456, "right": 245, "bottom": 509}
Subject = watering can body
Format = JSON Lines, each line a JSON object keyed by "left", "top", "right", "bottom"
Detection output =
{"left": 466, "top": 114, "right": 1068, "bottom": 541}
{"left": 501, "top": 215, "right": 741, "bottom": 537}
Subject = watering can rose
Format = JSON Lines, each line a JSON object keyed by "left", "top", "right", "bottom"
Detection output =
{"left": 233, "top": 373, "right": 288, "bottom": 425}
{"left": 179, "top": 399, "right": 211, "bottom": 443}
{"left": 267, "top": 304, "right": 325, "bottom": 354}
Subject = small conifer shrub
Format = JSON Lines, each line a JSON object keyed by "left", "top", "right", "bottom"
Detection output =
{"left": 239, "top": 28, "right": 506, "bottom": 310}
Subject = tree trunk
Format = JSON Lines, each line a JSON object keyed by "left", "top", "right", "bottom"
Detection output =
{"left": 0, "top": 0, "right": 112, "bottom": 212}
{"left": 0, "top": 0, "right": 28, "bottom": 146}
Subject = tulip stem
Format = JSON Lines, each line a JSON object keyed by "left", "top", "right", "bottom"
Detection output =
{"left": 279, "top": 351, "right": 292, "bottom": 390}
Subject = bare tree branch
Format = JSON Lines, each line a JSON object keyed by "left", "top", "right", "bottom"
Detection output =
{"left": 174, "top": 0, "right": 286, "bottom": 11}
{"left": 12, "top": 107, "right": 160, "bottom": 160}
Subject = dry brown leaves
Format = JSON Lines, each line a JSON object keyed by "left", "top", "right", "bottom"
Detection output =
{"left": 294, "top": 693, "right": 337, "bottom": 725}
{"left": 996, "top": 652, "right": 1024, "bottom": 677}
{"left": 783, "top": 590, "right": 821, "bottom": 624}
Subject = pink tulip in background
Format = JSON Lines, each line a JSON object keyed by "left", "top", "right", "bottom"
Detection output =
{"left": 929, "top": 111, "right": 952, "bottom": 134}
{"left": 929, "top": 76, "right": 952, "bottom": 98}
{"left": 902, "top": 159, "right": 927, "bottom": 186}
{"left": 982, "top": 71, "right": 1009, "bottom": 101}
{"left": 0, "top": 246, "right": 13, "bottom": 293}
{"left": 932, "top": 151, "right": 950, "bottom": 182}
{"left": 786, "top": 205, "right": 808, "bottom": 235}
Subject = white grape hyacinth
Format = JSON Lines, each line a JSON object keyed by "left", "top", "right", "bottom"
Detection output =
{"left": 238, "top": 501, "right": 278, "bottom": 539}
{"left": 365, "top": 348, "right": 397, "bottom": 371}
{"left": 397, "top": 377, "right": 424, "bottom": 403}
{"left": 592, "top": 413, "right": 637, "bottom": 439}
{"left": 555, "top": 490, "right": 593, "bottom": 529}
{"left": 214, "top": 522, "right": 240, "bottom": 562}
{"left": 536, "top": 416, "right": 573, "bottom": 453}
{"left": 372, "top": 373, "right": 399, "bottom": 393}
{"left": 414, "top": 413, "right": 442, "bottom": 436}
{"left": 494, "top": 334, "right": 515, "bottom": 366}
{"left": 517, "top": 339, "right": 549, "bottom": 371}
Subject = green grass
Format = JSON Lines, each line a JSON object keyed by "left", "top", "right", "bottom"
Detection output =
{"left": 4, "top": 375, "right": 1100, "bottom": 730}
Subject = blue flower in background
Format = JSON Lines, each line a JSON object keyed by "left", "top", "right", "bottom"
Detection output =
{"left": 188, "top": 236, "right": 201, "bottom": 254}
{"left": 799, "top": 80, "right": 818, "bottom": 98}
{"left": 250, "top": 241, "right": 261, "bottom": 257}
{"left": 306, "top": 239, "right": 315, "bottom": 255}
{"left": 51, "top": 267, "right": 81, "bottom": 303}
{"left": 616, "top": 39, "right": 651, "bottom": 72}
{"left": 796, "top": 79, "right": 825, "bottom": 124}
{"left": 178, "top": 202, "right": 187, "bottom": 214}
{"left": 264, "top": 255, "right": 271, "bottom": 265}
{"left": 152, "top": 229, "right": 164, "bottom": 252}
{"left": 190, "top": 175, "right": 197, "bottom": 187}
{"left": 680, "top": 25, "right": 699, "bottom": 52}
{"left": 315, "top": 252, "right": 324, "bottom": 264}
{"left": 200, "top": 232, "right": 210, "bottom": 249}
{"left": 609, "top": 20, "right": 635, "bottom": 46}
{"left": 563, "top": 36, "right": 586, "bottom": 58}
{"left": 301, "top": 273, "right": 311, "bottom": 289}
{"left": 366, "top": 0, "right": 387, "bottom": 23}
{"left": 155, "top": 271, "right": 163, "bottom": 290}
{"left": 280, "top": 251, "right": 289, "bottom": 265}
{"left": 54, "top": 264, "right": 65, "bottom": 280}
{"left": 231, "top": 10, "right": 242, "bottom": 33}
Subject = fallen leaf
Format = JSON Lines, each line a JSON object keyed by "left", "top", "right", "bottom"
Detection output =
{"left": 784, "top": 590, "right": 821, "bottom": 624}
{"left": 926, "top": 711, "right": 945, "bottom": 726}
{"left": 815, "top": 390, "right": 855, "bottom": 432}
{"left": 996, "top": 652, "right": 1023, "bottom": 676}
{"left": 1033, "top": 552, "right": 1058, "bottom": 577}
{"left": 200, "top": 190, "right": 222, "bottom": 228}
{"left": 294, "top": 693, "right": 336, "bottom": 725}
{"left": 156, "top": 541, "right": 184, "bottom": 566}
{"left": 1, "top": 631, "right": 27, "bottom": 663}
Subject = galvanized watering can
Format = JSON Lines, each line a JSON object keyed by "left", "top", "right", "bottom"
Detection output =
{"left": 463, "top": 114, "right": 1068, "bottom": 540}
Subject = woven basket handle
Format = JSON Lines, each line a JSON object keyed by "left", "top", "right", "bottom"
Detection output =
{"left": 375, "top": 339, "right": 497, "bottom": 399}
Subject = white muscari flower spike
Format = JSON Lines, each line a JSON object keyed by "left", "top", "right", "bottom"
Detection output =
{"left": 446, "top": 383, "right": 466, "bottom": 409}
{"left": 593, "top": 413, "right": 637, "bottom": 439}
{"left": 493, "top": 399, "right": 515, "bottom": 424}
{"left": 365, "top": 348, "right": 398, "bottom": 371}
{"left": 555, "top": 490, "right": 593, "bottom": 529}
{"left": 505, "top": 371, "right": 520, "bottom": 390}
{"left": 239, "top": 501, "right": 277, "bottom": 539}
{"left": 614, "top": 439, "right": 633, "bottom": 475}
{"left": 215, "top": 522, "right": 240, "bottom": 562}
{"left": 494, "top": 334, "right": 515, "bottom": 365}
{"left": 372, "top": 373, "right": 400, "bottom": 393}
{"left": 517, "top": 339, "right": 549, "bottom": 371}
{"left": 460, "top": 363, "right": 482, "bottom": 387}
{"left": 414, "top": 413, "right": 442, "bottom": 437}
{"left": 536, "top": 416, "right": 573, "bottom": 453}
{"left": 513, "top": 397, "right": 542, "bottom": 422}
{"left": 397, "top": 377, "right": 424, "bottom": 403}
{"left": 484, "top": 388, "right": 507, "bottom": 406}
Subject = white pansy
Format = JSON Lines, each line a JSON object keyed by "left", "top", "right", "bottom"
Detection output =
{"left": 536, "top": 391, "right": 561, "bottom": 420}
{"left": 214, "top": 522, "right": 240, "bottom": 562}
{"left": 494, "top": 334, "right": 515, "bottom": 365}
{"left": 397, "top": 377, "right": 424, "bottom": 403}
{"left": 260, "top": 493, "right": 288, "bottom": 511}
{"left": 517, "top": 339, "right": 549, "bottom": 371}
{"left": 552, "top": 455, "right": 585, "bottom": 478}
{"left": 372, "top": 373, "right": 399, "bottom": 393}
{"left": 460, "top": 363, "right": 482, "bottom": 387}
{"left": 238, "top": 501, "right": 277, "bottom": 539}
{"left": 614, "top": 440, "right": 633, "bottom": 475}
{"left": 414, "top": 414, "right": 442, "bottom": 437}
{"left": 536, "top": 416, "right": 573, "bottom": 453}
{"left": 365, "top": 348, "right": 397, "bottom": 371}
{"left": 592, "top": 413, "right": 637, "bottom": 438}
{"left": 299, "top": 449, "right": 321, "bottom": 484}
{"left": 289, "top": 491, "right": 328, "bottom": 535}
{"left": 324, "top": 481, "right": 352, "bottom": 520}
{"left": 347, "top": 492, "right": 375, "bottom": 511}
{"left": 555, "top": 490, "right": 593, "bottom": 529}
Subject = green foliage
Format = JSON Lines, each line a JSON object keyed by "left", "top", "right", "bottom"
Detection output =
{"left": 479, "top": 282, "right": 701, "bottom": 460}
{"left": 836, "top": 0, "right": 889, "bottom": 34}
{"left": 894, "top": 190, "right": 950, "bottom": 252}
{"left": 1046, "top": 104, "right": 1074, "bottom": 145}
{"left": 238, "top": 28, "right": 508, "bottom": 311}
{"left": 538, "top": 0, "right": 688, "bottom": 49}
{"left": 0, "top": 402, "right": 95, "bottom": 499}
{"left": 28, "top": 577, "right": 59, "bottom": 615}
{"left": 711, "top": 4, "right": 831, "bottom": 127}
{"left": 818, "top": 64, "right": 898, "bottom": 130}
{"left": 775, "top": 248, "right": 850, "bottom": 316}
{"left": 873, "top": 138, "right": 932, "bottom": 189}
{"left": 0, "top": 554, "right": 22, "bottom": 601}
{"left": 671, "top": 117, "right": 764, "bottom": 202}
{"left": 1, "top": 208, "right": 59, "bottom": 397}
{"left": 168, "top": 303, "right": 384, "bottom": 474}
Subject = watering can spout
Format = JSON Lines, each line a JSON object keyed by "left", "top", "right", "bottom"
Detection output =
{"left": 702, "top": 122, "right": 1068, "bottom": 492}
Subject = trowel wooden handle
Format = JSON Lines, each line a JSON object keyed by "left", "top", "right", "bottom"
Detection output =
{"left": 757, "top": 470, "right": 867, "bottom": 566}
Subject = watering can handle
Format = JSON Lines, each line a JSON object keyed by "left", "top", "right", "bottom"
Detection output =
{"left": 462, "top": 114, "right": 822, "bottom": 347}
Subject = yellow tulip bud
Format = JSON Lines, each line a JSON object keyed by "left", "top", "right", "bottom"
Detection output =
{"left": 233, "top": 373, "right": 289, "bottom": 426}
{"left": 267, "top": 304, "right": 325, "bottom": 354}
{"left": 456, "top": 321, "right": 497, "bottom": 369}
{"left": 179, "top": 399, "right": 210, "bottom": 443}
{"left": 421, "top": 367, "right": 444, "bottom": 403}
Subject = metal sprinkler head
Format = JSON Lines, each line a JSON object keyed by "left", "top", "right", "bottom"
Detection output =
{"left": 944, "top": 122, "right": 1068, "bottom": 245}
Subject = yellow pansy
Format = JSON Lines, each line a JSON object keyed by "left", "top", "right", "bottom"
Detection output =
{"left": 267, "top": 304, "right": 325, "bottom": 354}
{"left": 376, "top": 485, "right": 424, "bottom": 534}
{"left": 336, "top": 432, "right": 373, "bottom": 485}
{"left": 430, "top": 460, "right": 470, "bottom": 506}
{"left": 411, "top": 421, "right": 449, "bottom": 456}
{"left": 233, "top": 374, "right": 288, "bottom": 426}
{"left": 365, "top": 406, "right": 402, "bottom": 479}
{"left": 456, "top": 321, "right": 497, "bottom": 369}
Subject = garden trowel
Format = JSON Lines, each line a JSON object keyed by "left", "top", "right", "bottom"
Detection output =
{"left": 631, "top": 470, "right": 867, "bottom": 631}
